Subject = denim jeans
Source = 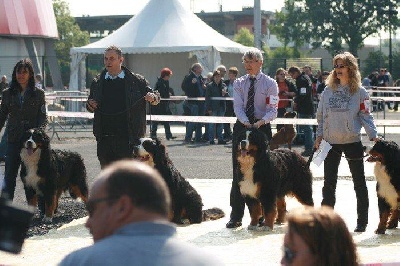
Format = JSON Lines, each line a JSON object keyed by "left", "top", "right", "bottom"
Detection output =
{"left": 1, "top": 142, "right": 22, "bottom": 200}
{"left": 298, "top": 113, "right": 314, "bottom": 152}
{"left": 208, "top": 107, "right": 225, "bottom": 141}
{"left": 0, "top": 126, "right": 8, "bottom": 157}
{"left": 185, "top": 102, "right": 202, "bottom": 141}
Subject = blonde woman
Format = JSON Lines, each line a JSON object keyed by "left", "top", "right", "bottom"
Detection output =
{"left": 314, "top": 52, "right": 378, "bottom": 232}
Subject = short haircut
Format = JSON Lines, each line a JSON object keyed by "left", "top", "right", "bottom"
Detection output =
{"left": 228, "top": 67, "right": 239, "bottom": 76}
{"left": 288, "top": 66, "right": 301, "bottom": 74}
{"left": 216, "top": 65, "right": 226, "bottom": 72}
{"left": 160, "top": 68, "right": 173, "bottom": 78}
{"left": 191, "top": 63, "right": 202, "bottom": 71}
{"left": 101, "top": 160, "right": 171, "bottom": 217}
{"left": 35, "top": 74, "right": 42, "bottom": 81}
{"left": 104, "top": 45, "right": 123, "bottom": 57}
{"left": 11, "top": 58, "right": 35, "bottom": 90}
{"left": 242, "top": 48, "right": 263, "bottom": 62}
{"left": 212, "top": 70, "right": 221, "bottom": 77}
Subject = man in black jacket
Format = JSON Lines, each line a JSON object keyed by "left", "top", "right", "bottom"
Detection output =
{"left": 288, "top": 66, "right": 314, "bottom": 157}
{"left": 181, "top": 63, "right": 205, "bottom": 143}
{"left": 86, "top": 45, "right": 159, "bottom": 168}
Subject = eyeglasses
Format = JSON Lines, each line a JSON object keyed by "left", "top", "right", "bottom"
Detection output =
{"left": 282, "top": 246, "right": 311, "bottom": 264}
{"left": 242, "top": 60, "right": 258, "bottom": 64}
{"left": 86, "top": 196, "right": 118, "bottom": 216}
{"left": 282, "top": 246, "right": 296, "bottom": 264}
{"left": 333, "top": 64, "right": 347, "bottom": 69}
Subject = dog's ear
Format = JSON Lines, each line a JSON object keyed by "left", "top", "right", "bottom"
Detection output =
{"left": 39, "top": 128, "right": 50, "bottom": 148}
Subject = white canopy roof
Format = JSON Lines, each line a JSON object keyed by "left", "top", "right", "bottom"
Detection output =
{"left": 70, "top": 0, "right": 248, "bottom": 55}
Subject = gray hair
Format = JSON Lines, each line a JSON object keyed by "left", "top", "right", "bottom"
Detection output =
{"left": 242, "top": 48, "right": 263, "bottom": 62}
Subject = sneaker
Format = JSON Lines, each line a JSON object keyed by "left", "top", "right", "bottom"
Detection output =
{"left": 226, "top": 219, "right": 242, "bottom": 229}
{"left": 301, "top": 150, "right": 313, "bottom": 157}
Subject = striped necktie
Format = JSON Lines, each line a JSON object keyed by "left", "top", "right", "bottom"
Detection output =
{"left": 246, "top": 77, "right": 256, "bottom": 123}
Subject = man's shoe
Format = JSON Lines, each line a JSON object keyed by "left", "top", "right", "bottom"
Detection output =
{"left": 166, "top": 136, "right": 177, "bottom": 140}
{"left": 218, "top": 140, "right": 227, "bottom": 145}
{"left": 226, "top": 220, "right": 242, "bottom": 228}
{"left": 354, "top": 224, "right": 366, "bottom": 232}
{"left": 209, "top": 140, "right": 215, "bottom": 145}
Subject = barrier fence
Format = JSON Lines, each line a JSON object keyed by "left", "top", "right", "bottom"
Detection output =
{"left": 45, "top": 88, "right": 400, "bottom": 139}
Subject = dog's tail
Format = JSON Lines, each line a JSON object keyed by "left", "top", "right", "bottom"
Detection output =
{"left": 202, "top": 207, "right": 225, "bottom": 221}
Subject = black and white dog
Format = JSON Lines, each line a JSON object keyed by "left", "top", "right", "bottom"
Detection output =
{"left": 236, "top": 128, "right": 314, "bottom": 230}
{"left": 20, "top": 128, "right": 88, "bottom": 222}
{"left": 367, "top": 139, "right": 400, "bottom": 234}
{"left": 133, "top": 137, "right": 225, "bottom": 224}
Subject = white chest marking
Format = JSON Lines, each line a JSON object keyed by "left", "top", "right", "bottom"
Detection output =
{"left": 374, "top": 163, "right": 398, "bottom": 209}
{"left": 20, "top": 148, "right": 43, "bottom": 194}
{"left": 238, "top": 156, "right": 258, "bottom": 198}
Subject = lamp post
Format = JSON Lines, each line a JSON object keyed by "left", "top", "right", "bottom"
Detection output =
{"left": 385, "top": 6, "right": 398, "bottom": 75}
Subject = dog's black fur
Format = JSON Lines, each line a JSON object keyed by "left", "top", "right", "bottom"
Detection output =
{"left": 367, "top": 139, "right": 400, "bottom": 234}
{"left": 133, "top": 137, "right": 225, "bottom": 224}
{"left": 236, "top": 128, "right": 314, "bottom": 230}
{"left": 20, "top": 128, "right": 88, "bottom": 222}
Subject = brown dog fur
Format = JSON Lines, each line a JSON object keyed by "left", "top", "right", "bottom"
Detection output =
{"left": 269, "top": 111, "right": 297, "bottom": 150}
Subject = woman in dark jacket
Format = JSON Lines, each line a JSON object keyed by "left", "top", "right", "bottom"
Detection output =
{"left": 150, "top": 68, "right": 176, "bottom": 140}
{"left": 205, "top": 70, "right": 227, "bottom": 145}
{"left": 0, "top": 59, "right": 47, "bottom": 201}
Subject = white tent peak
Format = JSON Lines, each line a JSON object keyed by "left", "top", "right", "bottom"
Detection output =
{"left": 69, "top": 0, "right": 251, "bottom": 90}
{"left": 72, "top": 0, "right": 247, "bottom": 54}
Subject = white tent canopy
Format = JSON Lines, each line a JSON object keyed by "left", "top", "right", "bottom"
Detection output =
{"left": 69, "top": 0, "right": 250, "bottom": 91}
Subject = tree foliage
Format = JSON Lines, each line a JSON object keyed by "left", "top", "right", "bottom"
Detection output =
{"left": 274, "top": 0, "right": 399, "bottom": 56}
{"left": 52, "top": 0, "right": 89, "bottom": 85}
{"left": 233, "top": 27, "right": 254, "bottom": 47}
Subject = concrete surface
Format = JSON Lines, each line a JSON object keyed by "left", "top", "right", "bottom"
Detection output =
{"left": 1, "top": 180, "right": 400, "bottom": 265}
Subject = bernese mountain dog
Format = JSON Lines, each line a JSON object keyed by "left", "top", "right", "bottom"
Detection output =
{"left": 133, "top": 137, "right": 225, "bottom": 224}
{"left": 237, "top": 128, "right": 314, "bottom": 231}
{"left": 367, "top": 139, "right": 400, "bottom": 234}
{"left": 20, "top": 128, "right": 88, "bottom": 222}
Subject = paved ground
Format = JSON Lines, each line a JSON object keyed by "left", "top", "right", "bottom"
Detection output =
{"left": 1, "top": 110, "right": 400, "bottom": 265}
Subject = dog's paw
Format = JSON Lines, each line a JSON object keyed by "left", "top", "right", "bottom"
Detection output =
{"left": 247, "top": 225, "right": 259, "bottom": 230}
{"left": 258, "top": 225, "right": 272, "bottom": 231}
{"left": 374, "top": 228, "right": 386, "bottom": 234}
{"left": 42, "top": 216, "right": 53, "bottom": 224}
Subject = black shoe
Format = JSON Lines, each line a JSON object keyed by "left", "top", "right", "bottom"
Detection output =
{"left": 218, "top": 140, "right": 227, "bottom": 145}
{"left": 209, "top": 140, "right": 215, "bottom": 145}
{"left": 166, "top": 136, "right": 177, "bottom": 140}
{"left": 354, "top": 224, "right": 366, "bottom": 232}
{"left": 226, "top": 219, "right": 242, "bottom": 228}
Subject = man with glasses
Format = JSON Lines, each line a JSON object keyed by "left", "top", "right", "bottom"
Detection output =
{"left": 226, "top": 48, "right": 279, "bottom": 229}
{"left": 60, "top": 160, "right": 223, "bottom": 265}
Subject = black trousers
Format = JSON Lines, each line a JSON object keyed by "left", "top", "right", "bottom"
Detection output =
{"left": 97, "top": 136, "right": 132, "bottom": 169}
{"left": 229, "top": 120, "right": 272, "bottom": 221}
{"left": 322, "top": 141, "right": 369, "bottom": 225}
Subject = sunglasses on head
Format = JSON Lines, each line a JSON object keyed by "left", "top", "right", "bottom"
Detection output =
{"left": 333, "top": 64, "right": 347, "bottom": 69}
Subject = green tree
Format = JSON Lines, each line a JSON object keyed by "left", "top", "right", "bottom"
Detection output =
{"left": 275, "top": 0, "right": 399, "bottom": 56}
{"left": 52, "top": 0, "right": 89, "bottom": 85}
{"left": 363, "top": 51, "right": 387, "bottom": 77}
{"left": 233, "top": 27, "right": 254, "bottom": 47}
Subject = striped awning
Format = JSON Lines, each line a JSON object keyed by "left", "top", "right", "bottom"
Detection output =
{"left": 0, "top": 0, "right": 58, "bottom": 39}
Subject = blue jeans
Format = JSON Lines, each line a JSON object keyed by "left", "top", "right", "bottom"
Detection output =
{"left": 208, "top": 107, "right": 225, "bottom": 141}
{"left": 298, "top": 113, "right": 314, "bottom": 152}
{"left": 0, "top": 126, "right": 8, "bottom": 157}
{"left": 2, "top": 142, "right": 22, "bottom": 200}
{"left": 185, "top": 103, "right": 202, "bottom": 141}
